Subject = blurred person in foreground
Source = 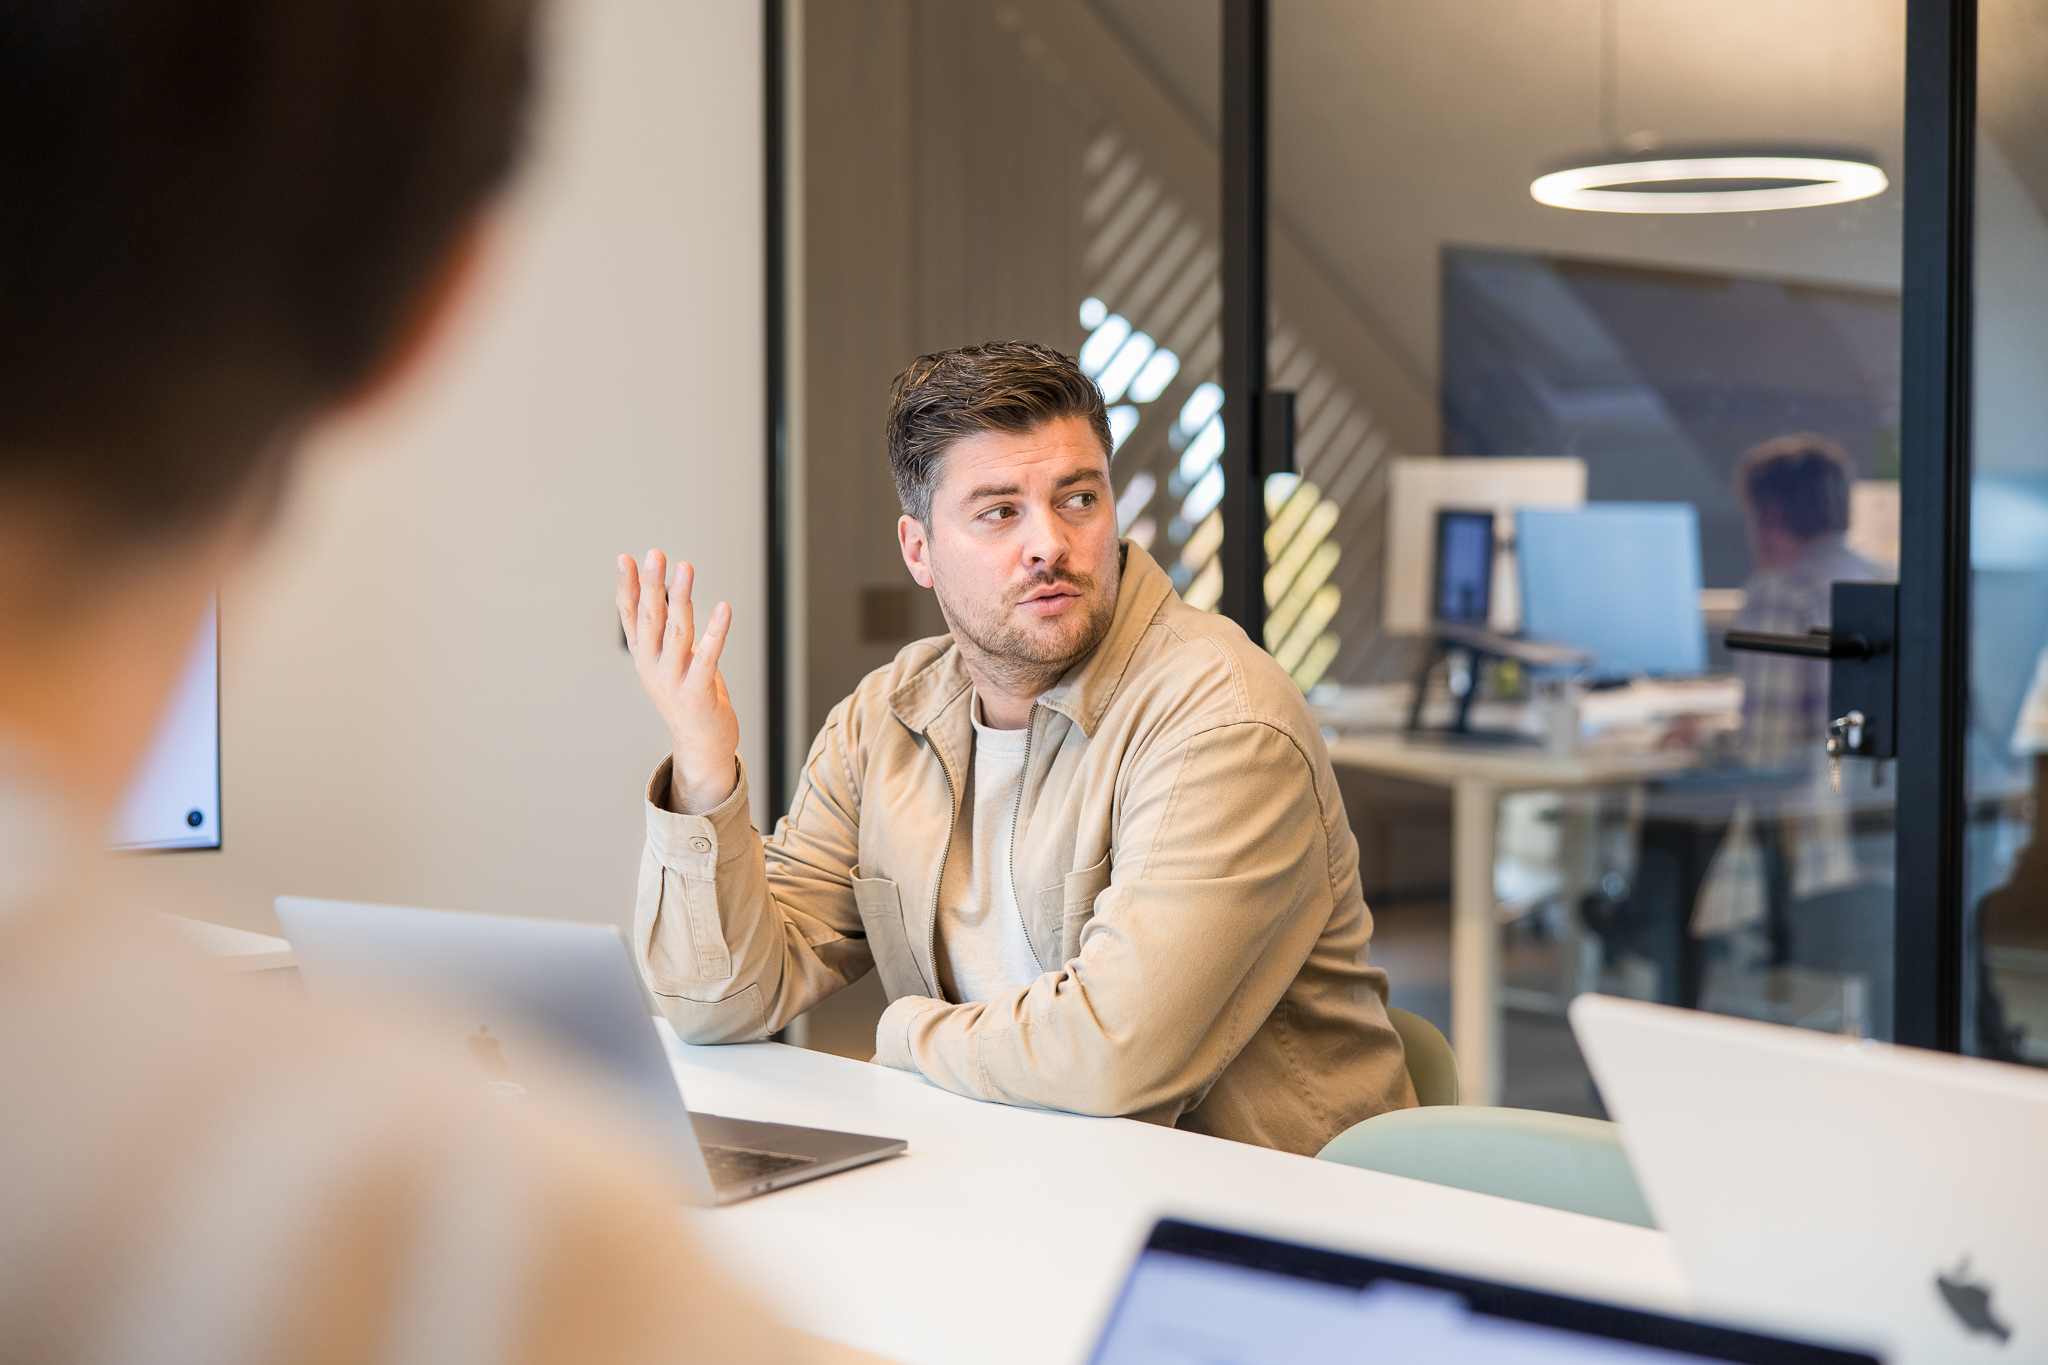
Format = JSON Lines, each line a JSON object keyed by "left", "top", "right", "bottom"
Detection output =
{"left": 0, "top": 2, "right": 828, "bottom": 1360}
{"left": 615, "top": 343, "right": 1413, "bottom": 1154}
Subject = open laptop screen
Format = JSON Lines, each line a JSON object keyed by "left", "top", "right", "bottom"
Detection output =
{"left": 1088, "top": 1221, "right": 1876, "bottom": 1365}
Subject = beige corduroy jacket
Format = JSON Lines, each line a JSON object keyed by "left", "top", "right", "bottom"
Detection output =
{"left": 636, "top": 542, "right": 1413, "bottom": 1155}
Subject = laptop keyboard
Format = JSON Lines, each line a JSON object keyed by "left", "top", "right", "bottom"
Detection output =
{"left": 703, "top": 1143, "right": 817, "bottom": 1188}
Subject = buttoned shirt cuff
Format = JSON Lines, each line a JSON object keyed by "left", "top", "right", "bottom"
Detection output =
{"left": 874, "top": 994, "right": 948, "bottom": 1072}
{"left": 643, "top": 754, "right": 750, "bottom": 874}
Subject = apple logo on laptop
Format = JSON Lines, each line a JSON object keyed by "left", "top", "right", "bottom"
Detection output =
{"left": 1936, "top": 1257, "right": 2012, "bottom": 1345}
{"left": 469, "top": 1024, "right": 509, "bottom": 1074}
{"left": 469, "top": 1025, "right": 525, "bottom": 1100}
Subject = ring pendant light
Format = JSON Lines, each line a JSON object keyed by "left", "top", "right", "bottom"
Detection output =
{"left": 1531, "top": 150, "right": 1889, "bottom": 214}
{"left": 1536, "top": 2, "right": 1887, "bottom": 214}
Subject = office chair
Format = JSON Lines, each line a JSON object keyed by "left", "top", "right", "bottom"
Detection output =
{"left": 1340, "top": 1007, "right": 1653, "bottom": 1227}
{"left": 1385, "top": 1005, "right": 1459, "bottom": 1107}
{"left": 1316, "top": 1104, "right": 1657, "bottom": 1229}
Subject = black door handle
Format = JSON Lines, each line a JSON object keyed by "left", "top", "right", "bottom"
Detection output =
{"left": 1724, "top": 627, "right": 1875, "bottom": 661}
{"left": 1721, "top": 584, "right": 1897, "bottom": 761}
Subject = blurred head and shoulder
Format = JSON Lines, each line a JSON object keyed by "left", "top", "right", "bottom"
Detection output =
{"left": 0, "top": 3, "right": 809, "bottom": 1360}
{"left": 1732, "top": 433, "right": 1882, "bottom": 588}
{"left": 0, "top": 0, "right": 529, "bottom": 821}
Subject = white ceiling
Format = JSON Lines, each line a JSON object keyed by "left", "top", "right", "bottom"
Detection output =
{"left": 1092, "top": 0, "right": 1907, "bottom": 388}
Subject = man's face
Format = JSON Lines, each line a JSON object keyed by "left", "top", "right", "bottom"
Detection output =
{"left": 898, "top": 415, "right": 1121, "bottom": 689}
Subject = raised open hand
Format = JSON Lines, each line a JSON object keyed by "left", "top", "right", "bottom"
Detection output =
{"left": 617, "top": 550, "right": 740, "bottom": 814}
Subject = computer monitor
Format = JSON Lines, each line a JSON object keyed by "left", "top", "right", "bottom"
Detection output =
{"left": 110, "top": 597, "right": 220, "bottom": 851}
{"left": 1383, "top": 456, "right": 1585, "bottom": 634}
{"left": 1431, "top": 508, "right": 1496, "bottom": 625}
{"left": 1516, "top": 504, "right": 1706, "bottom": 680}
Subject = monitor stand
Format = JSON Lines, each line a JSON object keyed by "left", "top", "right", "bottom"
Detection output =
{"left": 1405, "top": 625, "right": 1590, "bottom": 747}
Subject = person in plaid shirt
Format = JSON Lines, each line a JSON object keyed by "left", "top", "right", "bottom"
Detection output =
{"left": 1685, "top": 434, "right": 1892, "bottom": 962}
{"left": 1731, "top": 434, "right": 1888, "bottom": 768}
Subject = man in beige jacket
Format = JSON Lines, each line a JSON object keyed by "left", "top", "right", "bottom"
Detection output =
{"left": 618, "top": 342, "right": 1413, "bottom": 1155}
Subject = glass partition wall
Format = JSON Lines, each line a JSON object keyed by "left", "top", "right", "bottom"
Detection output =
{"left": 1241, "top": 0, "right": 1910, "bottom": 1106}
{"left": 1967, "top": 0, "right": 2048, "bottom": 1066}
{"left": 777, "top": 1, "right": 2021, "bottom": 1100}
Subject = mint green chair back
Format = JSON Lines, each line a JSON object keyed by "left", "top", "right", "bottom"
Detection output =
{"left": 1316, "top": 1105, "right": 1657, "bottom": 1229}
{"left": 1385, "top": 1005, "right": 1458, "bottom": 1107}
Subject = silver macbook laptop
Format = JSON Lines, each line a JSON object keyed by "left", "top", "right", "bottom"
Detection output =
{"left": 276, "top": 896, "right": 904, "bottom": 1207}
{"left": 1088, "top": 1218, "right": 1877, "bottom": 1364}
{"left": 1571, "top": 993, "right": 2047, "bottom": 1362}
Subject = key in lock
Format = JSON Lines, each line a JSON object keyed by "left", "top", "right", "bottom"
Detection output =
{"left": 1826, "top": 710, "right": 1866, "bottom": 793}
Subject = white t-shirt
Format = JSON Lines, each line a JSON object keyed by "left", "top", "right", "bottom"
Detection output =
{"left": 940, "top": 698, "right": 1046, "bottom": 1002}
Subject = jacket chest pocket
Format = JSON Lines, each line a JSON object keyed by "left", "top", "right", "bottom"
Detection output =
{"left": 852, "top": 876, "right": 929, "bottom": 1000}
{"left": 1040, "top": 853, "right": 1114, "bottom": 966}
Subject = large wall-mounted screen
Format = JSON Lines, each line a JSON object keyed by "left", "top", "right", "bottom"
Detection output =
{"left": 1441, "top": 245, "right": 1900, "bottom": 591}
{"left": 110, "top": 599, "right": 220, "bottom": 851}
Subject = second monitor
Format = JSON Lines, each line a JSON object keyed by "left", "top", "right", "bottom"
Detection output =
{"left": 1516, "top": 503, "right": 1707, "bottom": 680}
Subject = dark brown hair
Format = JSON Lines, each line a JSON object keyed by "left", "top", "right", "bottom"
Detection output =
{"left": 1735, "top": 433, "right": 1856, "bottom": 539}
{"left": 0, "top": 0, "right": 538, "bottom": 538}
{"left": 885, "top": 341, "right": 1112, "bottom": 524}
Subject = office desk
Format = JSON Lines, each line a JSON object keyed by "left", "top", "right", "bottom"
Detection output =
{"left": 665, "top": 1033, "right": 1687, "bottom": 1365}
{"left": 1325, "top": 736, "right": 1693, "bottom": 1106}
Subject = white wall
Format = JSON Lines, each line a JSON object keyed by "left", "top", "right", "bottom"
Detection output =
{"left": 138, "top": 0, "right": 765, "bottom": 937}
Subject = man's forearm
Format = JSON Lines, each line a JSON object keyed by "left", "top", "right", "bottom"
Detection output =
{"left": 637, "top": 757, "right": 868, "bottom": 1041}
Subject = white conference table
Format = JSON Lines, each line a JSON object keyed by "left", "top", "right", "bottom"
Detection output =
{"left": 665, "top": 1030, "right": 1689, "bottom": 1365}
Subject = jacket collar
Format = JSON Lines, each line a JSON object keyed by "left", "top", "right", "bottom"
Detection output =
{"left": 887, "top": 540, "right": 1173, "bottom": 740}
{"left": 1035, "top": 541, "right": 1171, "bottom": 737}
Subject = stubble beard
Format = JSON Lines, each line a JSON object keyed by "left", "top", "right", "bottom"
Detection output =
{"left": 935, "top": 562, "right": 1120, "bottom": 696}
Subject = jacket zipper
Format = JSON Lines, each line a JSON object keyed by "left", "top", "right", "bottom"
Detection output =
{"left": 1007, "top": 702, "right": 1046, "bottom": 972}
{"left": 927, "top": 735, "right": 958, "bottom": 998}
